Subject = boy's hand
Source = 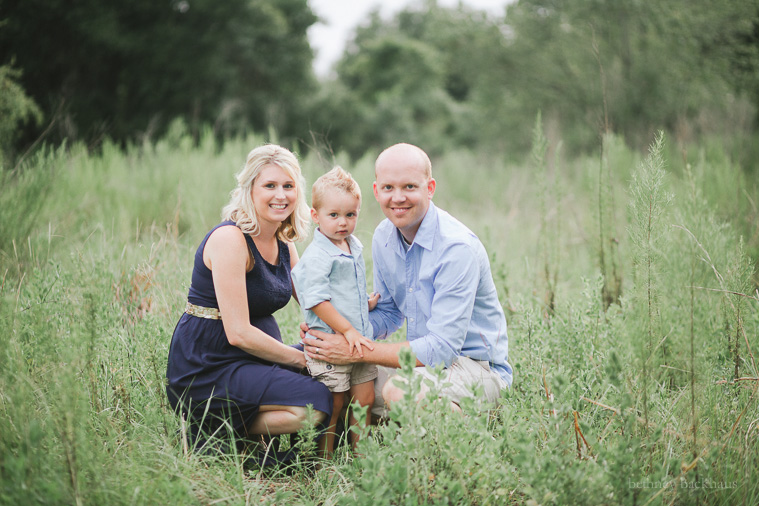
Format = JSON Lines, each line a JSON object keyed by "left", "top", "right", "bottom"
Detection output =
{"left": 344, "top": 328, "right": 374, "bottom": 358}
{"left": 299, "top": 322, "right": 309, "bottom": 341}
{"left": 368, "top": 292, "right": 380, "bottom": 311}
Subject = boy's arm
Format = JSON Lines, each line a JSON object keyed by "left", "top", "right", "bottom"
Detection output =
{"left": 291, "top": 250, "right": 331, "bottom": 312}
{"left": 311, "top": 301, "right": 374, "bottom": 356}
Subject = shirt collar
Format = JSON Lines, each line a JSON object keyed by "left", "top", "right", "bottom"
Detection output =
{"left": 383, "top": 201, "right": 438, "bottom": 256}
{"left": 313, "top": 228, "right": 362, "bottom": 257}
{"left": 413, "top": 201, "right": 437, "bottom": 251}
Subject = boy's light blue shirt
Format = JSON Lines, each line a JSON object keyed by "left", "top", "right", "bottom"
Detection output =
{"left": 369, "top": 202, "right": 513, "bottom": 386}
{"left": 291, "top": 228, "right": 372, "bottom": 338}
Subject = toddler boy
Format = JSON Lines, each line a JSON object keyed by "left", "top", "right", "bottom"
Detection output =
{"left": 291, "top": 166, "right": 378, "bottom": 457}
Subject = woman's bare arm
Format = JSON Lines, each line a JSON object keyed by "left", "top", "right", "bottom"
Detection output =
{"left": 206, "top": 225, "right": 305, "bottom": 369}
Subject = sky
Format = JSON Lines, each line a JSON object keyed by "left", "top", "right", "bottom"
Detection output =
{"left": 307, "top": 0, "right": 512, "bottom": 77}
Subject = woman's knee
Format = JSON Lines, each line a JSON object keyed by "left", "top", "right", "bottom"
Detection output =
{"left": 289, "top": 405, "right": 328, "bottom": 426}
{"left": 313, "top": 409, "right": 328, "bottom": 424}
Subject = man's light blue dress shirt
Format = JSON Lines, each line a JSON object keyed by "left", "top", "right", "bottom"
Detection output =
{"left": 369, "top": 202, "right": 513, "bottom": 385}
{"left": 291, "top": 229, "right": 372, "bottom": 338}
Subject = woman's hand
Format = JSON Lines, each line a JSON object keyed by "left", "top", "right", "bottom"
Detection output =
{"left": 302, "top": 325, "right": 357, "bottom": 365}
{"left": 294, "top": 351, "right": 307, "bottom": 370}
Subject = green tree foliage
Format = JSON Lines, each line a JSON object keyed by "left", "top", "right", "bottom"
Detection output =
{"left": 504, "top": 0, "right": 757, "bottom": 150}
{"left": 0, "top": 63, "right": 41, "bottom": 163}
{"left": 0, "top": 0, "right": 316, "bottom": 148}
{"left": 336, "top": 33, "right": 453, "bottom": 155}
{"left": 2, "top": 0, "right": 757, "bottom": 162}
{"left": 309, "top": 0, "right": 758, "bottom": 159}
{"left": 307, "top": 3, "right": 511, "bottom": 158}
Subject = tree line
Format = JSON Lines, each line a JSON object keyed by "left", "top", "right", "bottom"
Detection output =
{"left": 1, "top": 0, "right": 757, "bottom": 163}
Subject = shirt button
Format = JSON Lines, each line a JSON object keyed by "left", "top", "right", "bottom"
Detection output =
{"left": 409, "top": 318, "right": 414, "bottom": 322}
{"left": 408, "top": 287, "right": 414, "bottom": 292}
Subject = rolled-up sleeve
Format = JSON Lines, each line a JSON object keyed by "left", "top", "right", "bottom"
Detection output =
{"left": 291, "top": 252, "right": 332, "bottom": 310}
{"left": 408, "top": 243, "right": 478, "bottom": 368}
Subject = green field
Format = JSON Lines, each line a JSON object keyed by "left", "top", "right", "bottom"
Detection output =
{"left": 1, "top": 127, "right": 758, "bottom": 505}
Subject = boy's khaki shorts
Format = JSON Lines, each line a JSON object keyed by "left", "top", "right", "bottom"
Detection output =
{"left": 370, "top": 356, "right": 508, "bottom": 419}
{"left": 306, "top": 355, "right": 378, "bottom": 393}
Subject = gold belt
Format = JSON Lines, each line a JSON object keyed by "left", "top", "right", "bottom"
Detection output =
{"left": 185, "top": 302, "right": 221, "bottom": 320}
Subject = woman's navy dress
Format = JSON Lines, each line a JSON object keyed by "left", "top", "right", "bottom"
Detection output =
{"left": 166, "top": 221, "right": 332, "bottom": 447}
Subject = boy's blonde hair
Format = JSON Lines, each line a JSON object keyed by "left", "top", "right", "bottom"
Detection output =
{"left": 221, "top": 144, "right": 310, "bottom": 242}
{"left": 311, "top": 166, "right": 362, "bottom": 210}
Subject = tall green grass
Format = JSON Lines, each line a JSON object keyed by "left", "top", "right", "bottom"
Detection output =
{"left": 1, "top": 128, "right": 757, "bottom": 505}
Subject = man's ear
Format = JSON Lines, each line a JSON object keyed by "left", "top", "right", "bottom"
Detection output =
{"left": 427, "top": 178, "right": 436, "bottom": 199}
{"left": 373, "top": 181, "right": 379, "bottom": 201}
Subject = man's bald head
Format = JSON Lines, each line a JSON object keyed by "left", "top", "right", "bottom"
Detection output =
{"left": 375, "top": 143, "right": 432, "bottom": 179}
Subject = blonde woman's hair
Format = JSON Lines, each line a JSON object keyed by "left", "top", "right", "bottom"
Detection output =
{"left": 221, "top": 144, "right": 310, "bottom": 242}
{"left": 311, "top": 166, "right": 362, "bottom": 210}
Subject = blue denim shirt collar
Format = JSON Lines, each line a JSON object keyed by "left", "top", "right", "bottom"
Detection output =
{"left": 383, "top": 201, "right": 438, "bottom": 258}
{"left": 312, "top": 227, "right": 363, "bottom": 257}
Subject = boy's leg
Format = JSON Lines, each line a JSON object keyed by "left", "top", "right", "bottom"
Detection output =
{"left": 318, "top": 391, "right": 345, "bottom": 458}
{"left": 348, "top": 380, "right": 375, "bottom": 448}
{"left": 307, "top": 359, "right": 352, "bottom": 458}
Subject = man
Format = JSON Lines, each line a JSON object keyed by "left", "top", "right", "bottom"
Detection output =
{"left": 303, "top": 143, "right": 512, "bottom": 414}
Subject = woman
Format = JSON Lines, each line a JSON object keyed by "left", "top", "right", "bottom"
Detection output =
{"left": 166, "top": 144, "right": 331, "bottom": 455}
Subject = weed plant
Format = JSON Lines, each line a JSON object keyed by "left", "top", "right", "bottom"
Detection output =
{"left": 1, "top": 128, "right": 758, "bottom": 505}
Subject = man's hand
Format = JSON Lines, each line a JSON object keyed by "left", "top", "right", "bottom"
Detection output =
{"left": 302, "top": 326, "right": 370, "bottom": 365}
{"left": 368, "top": 292, "right": 380, "bottom": 311}
{"left": 301, "top": 323, "right": 416, "bottom": 369}
{"left": 344, "top": 328, "right": 375, "bottom": 358}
